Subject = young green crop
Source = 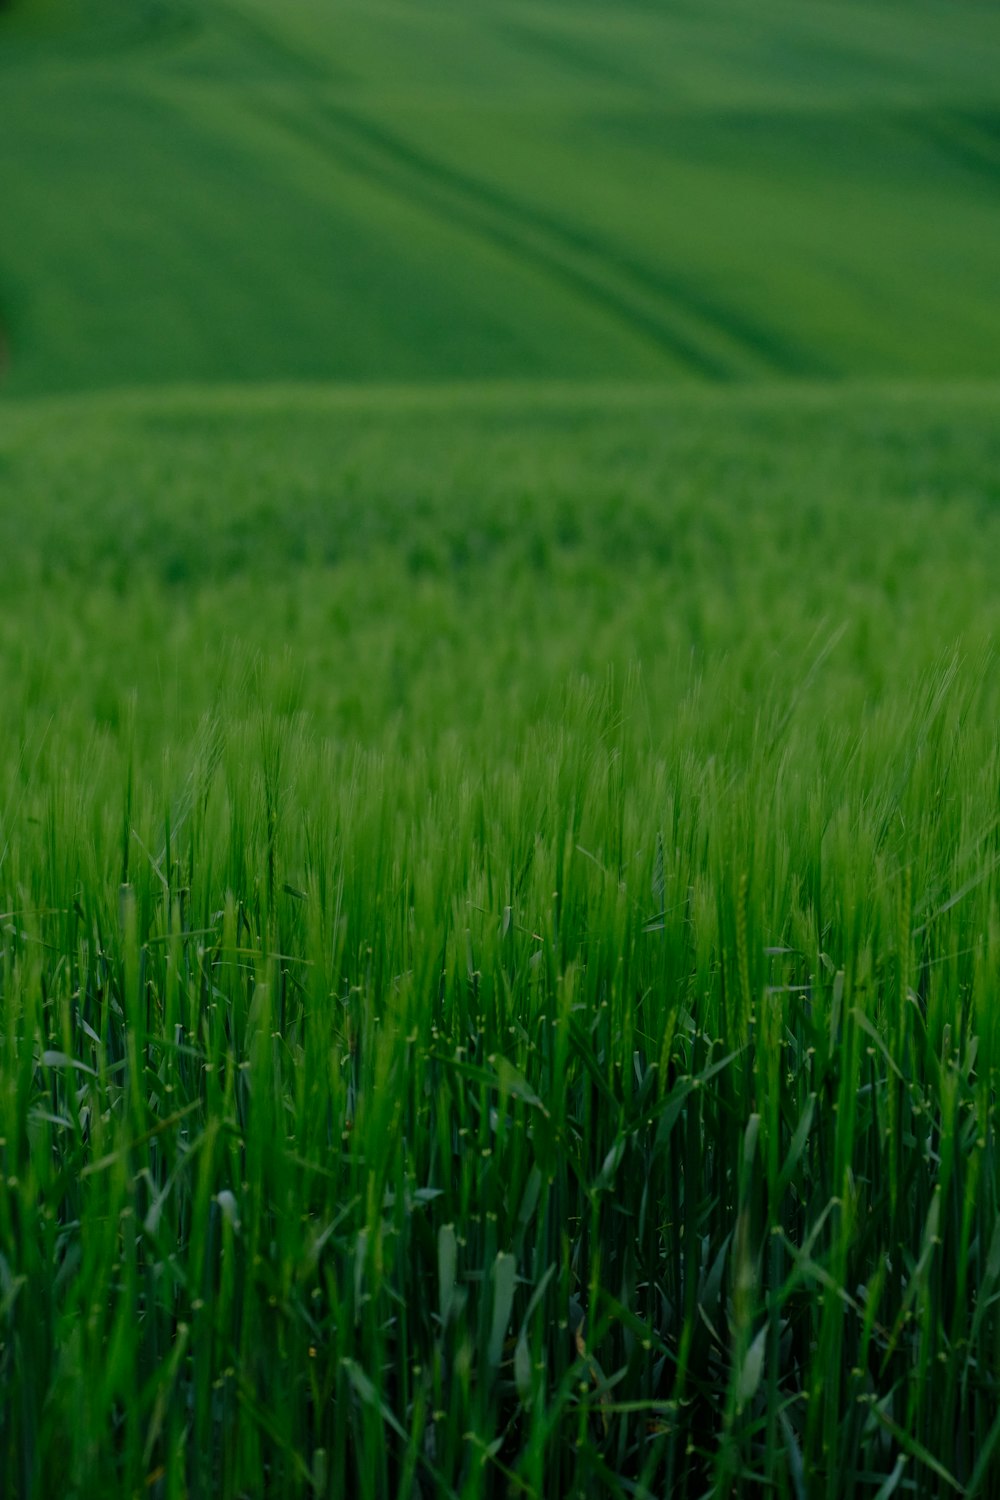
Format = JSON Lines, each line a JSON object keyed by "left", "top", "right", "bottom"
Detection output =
{"left": 2, "top": 384, "right": 1000, "bottom": 1496}
{"left": 4, "top": 2, "right": 1000, "bottom": 1492}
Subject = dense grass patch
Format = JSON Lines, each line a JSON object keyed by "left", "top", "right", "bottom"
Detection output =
{"left": 3, "top": 386, "right": 1000, "bottom": 1495}
{"left": 5, "top": 0, "right": 1000, "bottom": 1494}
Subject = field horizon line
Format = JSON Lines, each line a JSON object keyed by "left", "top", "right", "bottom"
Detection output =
{"left": 5, "top": 372, "right": 1000, "bottom": 423}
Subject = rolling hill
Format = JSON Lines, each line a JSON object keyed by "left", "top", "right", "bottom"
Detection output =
{"left": 2, "top": 0, "right": 1000, "bottom": 393}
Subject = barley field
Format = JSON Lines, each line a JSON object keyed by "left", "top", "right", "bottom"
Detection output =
{"left": 3, "top": 3, "right": 1000, "bottom": 1498}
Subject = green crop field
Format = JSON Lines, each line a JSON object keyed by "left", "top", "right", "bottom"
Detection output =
{"left": 4, "top": 1, "right": 1000, "bottom": 1497}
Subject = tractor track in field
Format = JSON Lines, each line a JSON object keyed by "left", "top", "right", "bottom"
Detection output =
{"left": 210, "top": 0, "right": 347, "bottom": 85}
{"left": 909, "top": 105, "right": 1000, "bottom": 188}
{"left": 259, "top": 96, "right": 825, "bottom": 382}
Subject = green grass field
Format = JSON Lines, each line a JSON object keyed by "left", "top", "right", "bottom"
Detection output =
{"left": 4, "top": 2, "right": 1000, "bottom": 1496}
{"left": 4, "top": 0, "right": 1000, "bottom": 392}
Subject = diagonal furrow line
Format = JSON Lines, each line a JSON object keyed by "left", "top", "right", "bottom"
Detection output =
{"left": 211, "top": 0, "right": 347, "bottom": 84}
{"left": 261, "top": 95, "right": 800, "bottom": 379}
{"left": 912, "top": 106, "right": 1000, "bottom": 187}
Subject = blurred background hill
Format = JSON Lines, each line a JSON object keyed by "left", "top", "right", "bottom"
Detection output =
{"left": 3, "top": 0, "right": 1000, "bottom": 395}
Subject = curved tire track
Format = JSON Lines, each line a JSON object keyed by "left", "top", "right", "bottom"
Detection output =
{"left": 262, "top": 96, "right": 820, "bottom": 381}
